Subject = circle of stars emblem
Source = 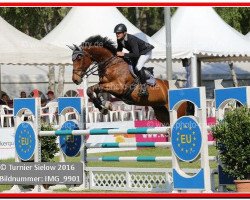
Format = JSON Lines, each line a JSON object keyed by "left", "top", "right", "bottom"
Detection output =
{"left": 59, "top": 121, "right": 82, "bottom": 157}
{"left": 171, "top": 116, "right": 202, "bottom": 162}
{"left": 15, "top": 122, "right": 36, "bottom": 161}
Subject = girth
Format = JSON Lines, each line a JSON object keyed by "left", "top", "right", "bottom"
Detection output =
{"left": 120, "top": 78, "right": 140, "bottom": 105}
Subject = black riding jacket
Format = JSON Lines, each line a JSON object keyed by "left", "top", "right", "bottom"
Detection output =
{"left": 117, "top": 34, "right": 154, "bottom": 66}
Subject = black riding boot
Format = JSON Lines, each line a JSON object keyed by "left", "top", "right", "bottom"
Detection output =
{"left": 138, "top": 68, "right": 149, "bottom": 97}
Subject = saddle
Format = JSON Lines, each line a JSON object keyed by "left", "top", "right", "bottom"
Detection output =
{"left": 128, "top": 65, "right": 156, "bottom": 86}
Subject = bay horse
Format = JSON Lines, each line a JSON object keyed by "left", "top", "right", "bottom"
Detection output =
{"left": 68, "top": 35, "right": 188, "bottom": 125}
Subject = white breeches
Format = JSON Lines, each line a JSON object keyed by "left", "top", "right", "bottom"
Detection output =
{"left": 135, "top": 51, "right": 152, "bottom": 71}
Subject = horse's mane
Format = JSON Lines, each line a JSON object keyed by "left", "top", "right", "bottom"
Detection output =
{"left": 81, "top": 35, "right": 117, "bottom": 55}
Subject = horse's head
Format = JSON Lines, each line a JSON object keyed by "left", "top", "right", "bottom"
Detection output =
{"left": 68, "top": 44, "right": 93, "bottom": 85}
{"left": 68, "top": 36, "right": 118, "bottom": 85}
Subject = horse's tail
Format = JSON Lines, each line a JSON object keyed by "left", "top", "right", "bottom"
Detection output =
{"left": 163, "top": 80, "right": 189, "bottom": 117}
{"left": 151, "top": 80, "right": 170, "bottom": 125}
{"left": 152, "top": 80, "right": 188, "bottom": 126}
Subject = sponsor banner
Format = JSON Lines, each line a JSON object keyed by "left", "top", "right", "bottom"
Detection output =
{"left": 135, "top": 120, "right": 168, "bottom": 142}
{"left": 0, "top": 128, "right": 15, "bottom": 160}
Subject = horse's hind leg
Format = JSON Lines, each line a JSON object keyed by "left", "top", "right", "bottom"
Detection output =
{"left": 87, "top": 85, "right": 102, "bottom": 109}
{"left": 152, "top": 106, "right": 170, "bottom": 126}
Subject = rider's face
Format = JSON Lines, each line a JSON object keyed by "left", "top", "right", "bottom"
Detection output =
{"left": 116, "top": 32, "right": 126, "bottom": 40}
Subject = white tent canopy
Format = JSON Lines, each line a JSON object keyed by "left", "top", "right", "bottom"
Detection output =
{"left": 42, "top": 7, "right": 166, "bottom": 60}
{"left": 246, "top": 32, "right": 250, "bottom": 41}
{"left": 152, "top": 7, "right": 250, "bottom": 62}
{"left": 0, "top": 16, "right": 71, "bottom": 65}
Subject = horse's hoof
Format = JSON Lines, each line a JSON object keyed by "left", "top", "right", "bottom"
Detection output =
{"left": 105, "top": 101, "right": 113, "bottom": 111}
{"left": 100, "top": 108, "right": 109, "bottom": 115}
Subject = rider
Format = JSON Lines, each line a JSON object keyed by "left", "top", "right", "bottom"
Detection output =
{"left": 114, "top": 23, "right": 154, "bottom": 97}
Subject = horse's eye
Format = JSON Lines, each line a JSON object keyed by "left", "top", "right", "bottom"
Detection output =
{"left": 77, "top": 55, "right": 82, "bottom": 60}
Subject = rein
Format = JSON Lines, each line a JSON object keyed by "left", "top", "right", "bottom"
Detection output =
{"left": 73, "top": 55, "right": 116, "bottom": 79}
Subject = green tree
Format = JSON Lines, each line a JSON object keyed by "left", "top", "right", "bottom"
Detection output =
{"left": 118, "top": 7, "right": 176, "bottom": 36}
{"left": 0, "top": 7, "right": 70, "bottom": 39}
{"left": 214, "top": 7, "right": 250, "bottom": 35}
{"left": 118, "top": 7, "right": 249, "bottom": 36}
{"left": 0, "top": 7, "right": 249, "bottom": 37}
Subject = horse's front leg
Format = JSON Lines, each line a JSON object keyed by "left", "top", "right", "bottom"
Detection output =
{"left": 87, "top": 84, "right": 111, "bottom": 115}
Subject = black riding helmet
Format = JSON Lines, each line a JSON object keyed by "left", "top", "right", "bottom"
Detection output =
{"left": 114, "top": 23, "right": 127, "bottom": 33}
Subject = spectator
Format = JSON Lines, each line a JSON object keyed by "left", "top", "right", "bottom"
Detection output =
{"left": 41, "top": 99, "right": 47, "bottom": 107}
{"left": 46, "top": 91, "right": 57, "bottom": 103}
{"left": 20, "top": 91, "right": 28, "bottom": 121}
{"left": 182, "top": 58, "right": 191, "bottom": 88}
{"left": 0, "top": 93, "right": 8, "bottom": 105}
{"left": 20, "top": 91, "right": 27, "bottom": 98}
{"left": 41, "top": 91, "right": 58, "bottom": 124}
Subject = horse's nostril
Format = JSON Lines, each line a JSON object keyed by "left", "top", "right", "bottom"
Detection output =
{"left": 73, "top": 79, "right": 81, "bottom": 85}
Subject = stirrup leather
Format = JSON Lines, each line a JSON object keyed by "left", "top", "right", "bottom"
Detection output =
{"left": 138, "top": 83, "right": 149, "bottom": 97}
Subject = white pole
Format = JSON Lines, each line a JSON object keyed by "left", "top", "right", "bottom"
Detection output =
{"left": 32, "top": 98, "right": 46, "bottom": 192}
{"left": 191, "top": 54, "right": 198, "bottom": 87}
{"left": 164, "top": 7, "right": 172, "bottom": 80}
{"left": 83, "top": 77, "right": 88, "bottom": 123}
{"left": 0, "top": 65, "right": 1, "bottom": 96}
{"left": 199, "top": 87, "right": 212, "bottom": 192}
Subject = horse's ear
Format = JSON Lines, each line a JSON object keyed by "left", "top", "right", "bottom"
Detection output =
{"left": 73, "top": 44, "right": 82, "bottom": 51}
{"left": 67, "top": 45, "right": 75, "bottom": 50}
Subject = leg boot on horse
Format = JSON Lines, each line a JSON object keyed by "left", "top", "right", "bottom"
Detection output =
{"left": 87, "top": 84, "right": 112, "bottom": 115}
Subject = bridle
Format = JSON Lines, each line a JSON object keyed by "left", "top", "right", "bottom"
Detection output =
{"left": 72, "top": 49, "right": 92, "bottom": 79}
{"left": 73, "top": 49, "right": 116, "bottom": 79}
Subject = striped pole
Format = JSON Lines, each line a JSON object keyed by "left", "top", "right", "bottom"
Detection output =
{"left": 85, "top": 141, "right": 216, "bottom": 148}
{"left": 87, "top": 156, "right": 172, "bottom": 162}
{"left": 87, "top": 156, "right": 217, "bottom": 162}
{"left": 39, "top": 127, "right": 170, "bottom": 137}
{"left": 86, "top": 142, "right": 171, "bottom": 148}
{"left": 39, "top": 126, "right": 213, "bottom": 137}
